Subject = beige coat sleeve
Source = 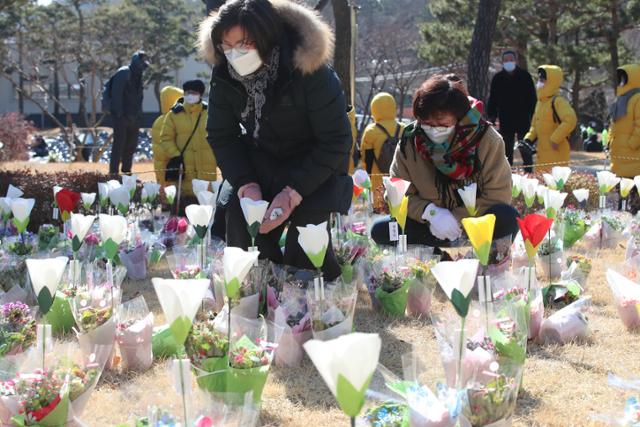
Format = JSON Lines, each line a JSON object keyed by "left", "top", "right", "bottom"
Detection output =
{"left": 476, "top": 128, "right": 513, "bottom": 215}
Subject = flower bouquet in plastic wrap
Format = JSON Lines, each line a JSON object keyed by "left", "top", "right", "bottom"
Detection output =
{"left": 539, "top": 296, "right": 591, "bottom": 345}
{"left": 541, "top": 265, "right": 584, "bottom": 310}
{"left": 167, "top": 246, "right": 207, "bottom": 280}
{"left": 307, "top": 279, "right": 357, "bottom": 341}
{"left": 120, "top": 239, "right": 148, "bottom": 281}
{"left": 606, "top": 268, "right": 640, "bottom": 331}
{"left": 334, "top": 233, "right": 369, "bottom": 286}
{"left": 195, "top": 314, "right": 282, "bottom": 404}
{"left": 185, "top": 318, "right": 229, "bottom": 392}
{"left": 71, "top": 278, "right": 119, "bottom": 361}
{"left": 160, "top": 216, "right": 189, "bottom": 250}
{"left": 358, "top": 352, "right": 465, "bottom": 427}
{"left": 367, "top": 252, "right": 414, "bottom": 316}
{"left": 583, "top": 212, "right": 629, "bottom": 251}
{"left": 562, "top": 209, "right": 591, "bottom": 250}
{"left": 565, "top": 254, "right": 592, "bottom": 288}
{"left": 268, "top": 267, "right": 314, "bottom": 367}
{"left": 36, "top": 224, "right": 64, "bottom": 254}
{"left": 493, "top": 268, "right": 544, "bottom": 341}
{"left": 406, "top": 257, "right": 439, "bottom": 318}
{"left": 116, "top": 296, "right": 154, "bottom": 371}
{"left": 536, "top": 228, "right": 564, "bottom": 282}
{"left": 0, "top": 238, "right": 33, "bottom": 294}
{"left": 0, "top": 341, "right": 111, "bottom": 426}
{"left": 591, "top": 373, "right": 640, "bottom": 427}
{"left": 0, "top": 301, "right": 36, "bottom": 358}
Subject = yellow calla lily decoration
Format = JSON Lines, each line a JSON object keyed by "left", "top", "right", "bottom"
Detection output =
{"left": 389, "top": 195, "right": 409, "bottom": 232}
{"left": 461, "top": 214, "right": 496, "bottom": 266}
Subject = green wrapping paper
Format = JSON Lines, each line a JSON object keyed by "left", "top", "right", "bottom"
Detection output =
{"left": 341, "top": 264, "right": 354, "bottom": 284}
{"left": 563, "top": 221, "right": 587, "bottom": 249}
{"left": 11, "top": 393, "right": 70, "bottom": 427}
{"left": 375, "top": 279, "right": 411, "bottom": 316}
{"left": 151, "top": 326, "right": 183, "bottom": 359}
{"left": 43, "top": 293, "right": 75, "bottom": 335}
{"left": 224, "top": 365, "right": 270, "bottom": 404}
{"left": 195, "top": 356, "right": 229, "bottom": 392}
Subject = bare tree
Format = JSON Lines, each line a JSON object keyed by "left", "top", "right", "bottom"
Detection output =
{"left": 466, "top": 0, "right": 502, "bottom": 101}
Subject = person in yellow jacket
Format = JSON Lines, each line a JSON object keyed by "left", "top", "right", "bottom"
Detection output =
{"left": 159, "top": 80, "right": 216, "bottom": 196}
{"left": 609, "top": 64, "right": 640, "bottom": 178}
{"left": 524, "top": 65, "right": 577, "bottom": 172}
{"left": 151, "top": 86, "right": 183, "bottom": 186}
{"left": 360, "top": 93, "right": 405, "bottom": 207}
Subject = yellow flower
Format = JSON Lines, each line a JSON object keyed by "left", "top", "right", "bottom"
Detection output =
{"left": 461, "top": 214, "right": 496, "bottom": 266}
{"left": 390, "top": 196, "right": 409, "bottom": 233}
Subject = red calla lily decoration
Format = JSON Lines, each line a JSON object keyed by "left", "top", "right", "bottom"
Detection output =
{"left": 55, "top": 188, "right": 80, "bottom": 221}
{"left": 517, "top": 214, "right": 554, "bottom": 260}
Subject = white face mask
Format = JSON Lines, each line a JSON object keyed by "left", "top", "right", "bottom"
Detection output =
{"left": 225, "top": 48, "right": 263, "bottom": 76}
{"left": 421, "top": 124, "right": 455, "bottom": 144}
{"left": 184, "top": 94, "right": 201, "bottom": 104}
{"left": 503, "top": 61, "right": 516, "bottom": 72}
{"left": 536, "top": 80, "right": 545, "bottom": 90}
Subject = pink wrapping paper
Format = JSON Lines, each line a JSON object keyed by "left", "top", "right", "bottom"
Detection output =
{"left": 406, "top": 279, "right": 432, "bottom": 317}
{"left": 116, "top": 313, "right": 154, "bottom": 371}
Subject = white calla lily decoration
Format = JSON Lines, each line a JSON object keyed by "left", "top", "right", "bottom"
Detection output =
{"left": 457, "top": 183, "right": 477, "bottom": 216}
{"left": 0, "top": 197, "right": 12, "bottom": 221}
{"left": 6, "top": 184, "right": 23, "bottom": 199}
{"left": 511, "top": 174, "right": 523, "bottom": 197}
{"left": 223, "top": 247, "right": 259, "bottom": 300}
{"left": 185, "top": 204, "right": 213, "bottom": 239}
{"left": 597, "top": 171, "right": 620, "bottom": 194}
{"left": 431, "top": 259, "right": 479, "bottom": 318}
{"left": 551, "top": 166, "right": 571, "bottom": 190}
{"left": 196, "top": 190, "right": 216, "bottom": 207}
{"left": 152, "top": 278, "right": 209, "bottom": 346}
{"left": 240, "top": 197, "right": 269, "bottom": 240}
{"left": 521, "top": 178, "right": 539, "bottom": 208}
{"left": 191, "top": 179, "right": 210, "bottom": 196}
{"left": 572, "top": 188, "right": 590, "bottom": 204}
{"left": 98, "top": 182, "right": 110, "bottom": 207}
{"left": 11, "top": 198, "right": 35, "bottom": 233}
{"left": 109, "top": 185, "right": 130, "bottom": 215}
{"left": 542, "top": 173, "right": 557, "bottom": 190}
{"left": 544, "top": 189, "right": 568, "bottom": 219}
{"left": 81, "top": 192, "right": 96, "bottom": 210}
{"left": 164, "top": 185, "right": 177, "bottom": 205}
{"left": 142, "top": 182, "right": 161, "bottom": 204}
{"left": 620, "top": 178, "right": 635, "bottom": 199}
{"left": 304, "top": 333, "right": 382, "bottom": 418}
{"left": 122, "top": 175, "right": 138, "bottom": 198}
{"left": 99, "top": 214, "right": 128, "bottom": 261}
{"left": 70, "top": 213, "right": 96, "bottom": 252}
{"left": 26, "top": 256, "right": 69, "bottom": 315}
{"left": 297, "top": 222, "right": 330, "bottom": 270}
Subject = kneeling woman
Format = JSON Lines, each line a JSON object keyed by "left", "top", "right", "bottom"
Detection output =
{"left": 371, "top": 75, "right": 518, "bottom": 247}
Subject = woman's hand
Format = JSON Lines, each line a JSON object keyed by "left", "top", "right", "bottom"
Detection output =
{"left": 260, "top": 186, "right": 303, "bottom": 234}
{"left": 422, "top": 203, "right": 462, "bottom": 241}
{"left": 237, "top": 182, "right": 262, "bottom": 201}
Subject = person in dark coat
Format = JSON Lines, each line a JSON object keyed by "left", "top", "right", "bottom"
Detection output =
{"left": 109, "top": 51, "right": 149, "bottom": 175}
{"left": 199, "top": 0, "right": 352, "bottom": 280}
{"left": 487, "top": 50, "right": 537, "bottom": 171}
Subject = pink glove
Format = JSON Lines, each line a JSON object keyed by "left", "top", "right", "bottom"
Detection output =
{"left": 237, "top": 182, "right": 262, "bottom": 201}
{"left": 260, "top": 187, "right": 303, "bottom": 234}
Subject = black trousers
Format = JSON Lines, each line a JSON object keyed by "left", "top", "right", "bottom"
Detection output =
{"left": 225, "top": 194, "right": 341, "bottom": 281}
{"left": 110, "top": 116, "right": 139, "bottom": 174}
{"left": 370, "top": 203, "right": 520, "bottom": 247}
{"left": 500, "top": 123, "right": 532, "bottom": 173}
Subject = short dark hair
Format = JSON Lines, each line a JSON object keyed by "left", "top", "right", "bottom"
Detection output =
{"left": 183, "top": 79, "right": 205, "bottom": 94}
{"left": 502, "top": 50, "right": 517, "bottom": 60}
{"left": 210, "top": 0, "right": 284, "bottom": 63}
{"left": 413, "top": 75, "right": 470, "bottom": 121}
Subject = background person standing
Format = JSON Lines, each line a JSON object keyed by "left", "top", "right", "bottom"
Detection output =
{"left": 487, "top": 50, "right": 537, "bottom": 170}
{"left": 108, "top": 51, "right": 149, "bottom": 176}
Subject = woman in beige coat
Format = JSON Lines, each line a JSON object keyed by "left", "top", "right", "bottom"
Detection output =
{"left": 371, "top": 75, "right": 518, "bottom": 247}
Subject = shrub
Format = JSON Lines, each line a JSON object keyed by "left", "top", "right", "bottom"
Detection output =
{"left": 0, "top": 113, "right": 35, "bottom": 162}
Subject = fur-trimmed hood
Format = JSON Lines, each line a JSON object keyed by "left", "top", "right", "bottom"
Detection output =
{"left": 198, "top": 0, "right": 334, "bottom": 75}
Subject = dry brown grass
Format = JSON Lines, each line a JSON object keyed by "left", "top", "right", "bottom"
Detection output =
{"left": 81, "top": 247, "right": 640, "bottom": 427}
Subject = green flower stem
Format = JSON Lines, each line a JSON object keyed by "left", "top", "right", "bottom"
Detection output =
{"left": 179, "top": 359, "right": 188, "bottom": 426}
{"left": 527, "top": 261, "right": 534, "bottom": 293}
{"left": 547, "top": 229, "right": 552, "bottom": 283}
{"left": 350, "top": 416, "right": 355, "bottom": 427}
{"left": 456, "top": 316, "right": 466, "bottom": 390}
{"left": 41, "top": 322, "right": 46, "bottom": 371}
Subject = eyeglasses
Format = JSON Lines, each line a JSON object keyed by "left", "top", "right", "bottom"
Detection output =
{"left": 217, "top": 40, "right": 256, "bottom": 54}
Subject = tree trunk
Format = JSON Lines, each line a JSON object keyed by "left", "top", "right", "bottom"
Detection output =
{"left": 204, "top": 0, "right": 225, "bottom": 15}
{"left": 608, "top": 0, "right": 620, "bottom": 92}
{"left": 74, "top": 1, "right": 87, "bottom": 127}
{"left": 17, "top": 25, "right": 24, "bottom": 114}
{"left": 466, "top": 0, "right": 502, "bottom": 102}
{"left": 331, "top": 0, "right": 352, "bottom": 105}
{"left": 571, "top": 68, "right": 582, "bottom": 151}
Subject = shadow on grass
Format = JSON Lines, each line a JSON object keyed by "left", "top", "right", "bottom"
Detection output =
{"left": 529, "top": 345, "right": 608, "bottom": 375}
